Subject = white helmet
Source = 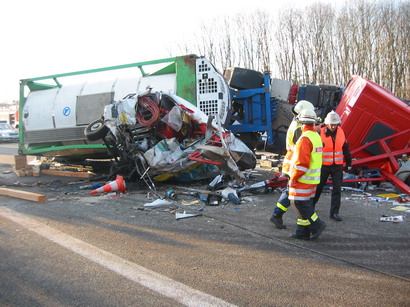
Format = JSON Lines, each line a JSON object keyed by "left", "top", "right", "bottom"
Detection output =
{"left": 298, "top": 109, "right": 317, "bottom": 124}
{"left": 324, "top": 111, "right": 341, "bottom": 125}
{"left": 293, "top": 100, "right": 314, "bottom": 115}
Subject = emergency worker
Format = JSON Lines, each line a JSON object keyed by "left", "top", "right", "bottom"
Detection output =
{"left": 312, "top": 111, "right": 352, "bottom": 221}
{"left": 288, "top": 109, "right": 326, "bottom": 240}
{"left": 270, "top": 100, "right": 315, "bottom": 229}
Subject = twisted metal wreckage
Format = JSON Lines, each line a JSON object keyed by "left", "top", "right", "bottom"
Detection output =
{"left": 84, "top": 91, "right": 256, "bottom": 193}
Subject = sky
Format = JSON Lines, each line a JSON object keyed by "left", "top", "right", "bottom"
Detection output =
{"left": 0, "top": 0, "right": 339, "bottom": 103}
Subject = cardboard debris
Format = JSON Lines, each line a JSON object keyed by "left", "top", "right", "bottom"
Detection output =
{"left": 14, "top": 155, "right": 27, "bottom": 170}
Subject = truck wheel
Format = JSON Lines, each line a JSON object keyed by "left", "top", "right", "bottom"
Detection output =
{"left": 84, "top": 119, "right": 109, "bottom": 141}
{"left": 224, "top": 67, "right": 264, "bottom": 89}
{"left": 237, "top": 132, "right": 260, "bottom": 152}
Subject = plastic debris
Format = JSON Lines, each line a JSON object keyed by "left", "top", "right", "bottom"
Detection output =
{"left": 220, "top": 187, "right": 241, "bottom": 204}
{"left": 208, "top": 174, "right": 225, "bottom": 191}
{"left": 227, "top": 192, "right": 241, "bottom": 204}
{"left": 397, "top": 194, "right": 410, "bottom": 203}
{"left": 198, "top": 193, "right": 208, "bottom": 203}
{"left": 380, "top": 215, "right": 405, "bottom": 222}
{"left": 79, "top": 183, "right": 104, "bottom": 190}
{"left": 376, "top": 193, "right": 399, "bottom": 198}
{"left": 207, "top": 193, "right": 222, "bottom": 206}
{"left": 237, "top": 172, "right": 287, "bottom": 194}
{"left": 341, "top": 186, "right": 364, "bottom": 193}
{"left": 181, "top": 200, "right": 200, "bottom": 206}
{"left": 368, "top": 197, "right": 390, "bottom": 202}
{"left": 165, "top": 189, "right": 177, "bottom": 200}
{"left": 175, "top": 211, "right": 202, "bottom": 220}
{"left": 143, "top": 199, "right": 173, "bottom": 207}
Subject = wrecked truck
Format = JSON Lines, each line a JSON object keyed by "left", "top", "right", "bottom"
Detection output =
{"left": 18, "top": 55, "right": 256, "bottom": 182}
{"left": 19, "top": 55, "right": 232, "bottom": 159}
{"left": 86, "top": 91, "right": 256, "bottom": 183}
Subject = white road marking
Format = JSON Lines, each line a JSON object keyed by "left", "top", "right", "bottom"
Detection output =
{"left": 0, "top": 207, "right": 236, "bottom": 307}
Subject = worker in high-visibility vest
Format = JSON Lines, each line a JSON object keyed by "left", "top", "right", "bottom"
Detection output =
{"left": 288, "top": 108, "right": 326, "bottom": 240}
{"left": 270, "top": 100, "right": 315, "bottom": 229}
{"left": 313, "top": 111, "right": 352, "bottom": 221}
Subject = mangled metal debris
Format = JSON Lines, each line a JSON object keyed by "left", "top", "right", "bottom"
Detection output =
{"left": 86, "top": 91, "right": 256, "bottom": 190}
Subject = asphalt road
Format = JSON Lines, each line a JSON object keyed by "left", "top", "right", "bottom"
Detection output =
{"left": 0, "top": 158, "right": 409, "bottom": 306}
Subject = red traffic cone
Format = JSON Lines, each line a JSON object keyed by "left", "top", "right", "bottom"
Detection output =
{"left": 90, "top": 175, "right": 126, "bottom": 195}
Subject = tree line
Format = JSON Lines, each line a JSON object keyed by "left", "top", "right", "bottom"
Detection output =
{"left": 176, "top": 0, "right": 409, "bottom": 100}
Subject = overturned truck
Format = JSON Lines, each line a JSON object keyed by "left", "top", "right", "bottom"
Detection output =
{"left": 18, "top": 55, "right": 256, "bottom": 183}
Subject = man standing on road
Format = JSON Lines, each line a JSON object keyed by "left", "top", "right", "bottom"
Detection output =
{"left": 288, "top": 109, "right": 326, "bottom": 240}
{"left": 270, "top": 100, "right": 315, "bottom": 229}
{"left": 312, "top": 111, "right": 352, "bottom": 221}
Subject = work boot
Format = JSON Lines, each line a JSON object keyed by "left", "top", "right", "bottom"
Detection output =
{"left": 291, "top": 233, "right": 310, "bottom": 240}
{"left": 330, "top": 214, "right": 342, "bottom": 221}
{"left": 270, "top": 213, "right": 286, "bottom": 229}
{"left": 310, "top": 221, "right": 326, "bottom": 241}
{"left": 291, "top": 226, "right": 310, "bottom": 240}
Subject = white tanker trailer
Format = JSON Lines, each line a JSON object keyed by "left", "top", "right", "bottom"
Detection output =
{"left": 18, "top": 54, "right": 232, "bottom": 159}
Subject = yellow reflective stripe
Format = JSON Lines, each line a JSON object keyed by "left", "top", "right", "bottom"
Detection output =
{"left": 276, "top": 203, "right": 288, "bottom": 212}
{"left": 297, "top": 218, "right": 311, "bottom": 226}
{"left": 311, "top": 212, "right": 318, "bottom": 221}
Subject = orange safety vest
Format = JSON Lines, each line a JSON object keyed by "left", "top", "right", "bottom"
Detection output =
{"left": 320, "top": 126, "right": 346, "bottom": 165}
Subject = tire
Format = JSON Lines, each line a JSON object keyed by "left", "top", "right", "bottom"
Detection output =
{"left": 236, "top": 132, "right": 260, "bottom": 152}
{"left": 84, "top": 119, "right": 109, "bottom": 141}
{"left": 272, "top": 101, "right": 294, "bottom": 131}
{"left": 224, "top": 67, "right": 264, "bottom": 89}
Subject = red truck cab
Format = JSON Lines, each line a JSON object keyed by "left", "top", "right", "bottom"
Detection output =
{"left": 336, "top": 75, "right": 410, "bottom": 170}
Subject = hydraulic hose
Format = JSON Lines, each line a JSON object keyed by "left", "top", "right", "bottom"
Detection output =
{"left": 136, "top": 96, "right": 160, "bottom": 126}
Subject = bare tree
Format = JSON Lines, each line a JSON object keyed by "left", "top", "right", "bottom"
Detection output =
{"left": 175, "top": 0, "right": 409, "bottom": 99}
{"left": 274, "top": 8, "right": 303, "bottom": 82}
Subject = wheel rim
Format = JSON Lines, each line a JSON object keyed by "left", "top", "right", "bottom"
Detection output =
{"left": 91, "top": 122, "right": 103, "bottom": 131}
